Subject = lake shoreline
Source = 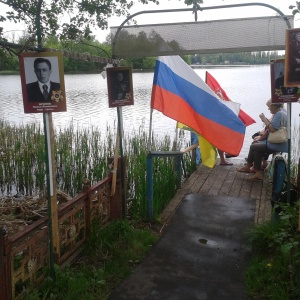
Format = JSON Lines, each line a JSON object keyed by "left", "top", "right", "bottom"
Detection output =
{"left": 0, "top": 64, "right": 270, "bottom": 75}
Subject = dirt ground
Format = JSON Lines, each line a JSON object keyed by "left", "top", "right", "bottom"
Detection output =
{"left": 0, "top": 191, "right": 71, "bottom": 237}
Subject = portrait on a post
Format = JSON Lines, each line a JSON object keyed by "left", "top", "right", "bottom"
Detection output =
{"left": 19, "top": 52, "right": 67, "bottom": 113}
{"left": 271, "top": 59, "right": 300, "bottom": 103}
{"left": 106, "top": 67, "right": 134, "bottom": 108}
{"left": 284, "top": 28, "right": 300, "bottom": 87}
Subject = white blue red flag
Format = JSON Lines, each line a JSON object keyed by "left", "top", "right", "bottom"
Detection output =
{"left": 151, "top": 56, "right": 246, "bottom": 156}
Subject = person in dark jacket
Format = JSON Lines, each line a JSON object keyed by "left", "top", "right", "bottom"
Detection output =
{"left": 26, "top": 57, "right": 60, "bottom": 102}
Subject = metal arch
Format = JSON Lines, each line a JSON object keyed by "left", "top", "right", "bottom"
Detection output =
{"left": 112, "top": 2, "right": 292, "bottom": 58}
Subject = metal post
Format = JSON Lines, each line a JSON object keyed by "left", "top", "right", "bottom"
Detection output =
{"left": 43, "top": 114, "right": 56, "bottom": 281}
{"left": 112, "top": 3, "right": 291, "bottom": 54}
{"left": 286, "top": 103, "right": 291, "bottom": 204}
{"left": 36, "top": 0, "right": 56, "bottom": 281}
{"left": 117, "top": 107, "right": 126, "bottom": 219}
{"left": 146, "top": 154, "right": 153, "bottom": 220}
{"left": 175, "top": 156, "right": 182, "bottom": 189}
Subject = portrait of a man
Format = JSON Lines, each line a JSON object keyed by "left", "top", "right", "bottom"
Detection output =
{"left": 285, "top": 29, "right": 300, "bottom": 87}
{"left": 111, "top": 71, "right": 130, "bottom": 101}
{"left": 271, "top": 59, "right": 300, "bottom": 103}
{"left": 107, "top": 67, "right": 133, "bottom": 108}
{"left": 19, "top": 52, "right": 67, "bottom": 113}
{"left": 26, "top": 57, "right": 60, "bottom": 102}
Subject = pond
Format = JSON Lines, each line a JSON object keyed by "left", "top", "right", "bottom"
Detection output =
{"left": 1, "top": 65, "right": 299, "bottom": 159}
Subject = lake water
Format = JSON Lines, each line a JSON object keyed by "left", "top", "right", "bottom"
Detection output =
{"left": 1, "top": 65, "right": 300, "bottom": 158}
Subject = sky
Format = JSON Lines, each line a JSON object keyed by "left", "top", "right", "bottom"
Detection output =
{"left": 0, "top": 0, "right": 299, "bottom": 42}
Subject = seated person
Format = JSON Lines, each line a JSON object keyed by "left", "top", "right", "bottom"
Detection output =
{"left": 237, "top": 103, "right": 287, "bottom": 181}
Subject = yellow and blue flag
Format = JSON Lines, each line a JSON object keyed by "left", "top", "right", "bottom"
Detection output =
{"left": 176, "top": 121, "right": 217, "bottom": 168}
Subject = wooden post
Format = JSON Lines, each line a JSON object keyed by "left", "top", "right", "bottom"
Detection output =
{"left": 111, "top": 129, "right": 119, "bottom": 196}
{"left": 85, "top": 181, "right": 92, "bottom": 239}
{"left": 146, "top": 154, "right": 153, "bottom": 220}
{"left": 110, "top": 157, "right": 124, "bottom": 219}
{"left": 43, "top": 113, "right": 59, "bottom": 272}
{"left": 175, "top": 155, "right": 182, "bottom": 189}
{"left": 0, "top": 227, "right": 10, "bottom": 300}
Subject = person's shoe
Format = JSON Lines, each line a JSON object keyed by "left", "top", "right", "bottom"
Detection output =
{"left": 237, "top": 166, "right": 251, "bottom": 173}
{"left": 246, "top": 172, "right": 263, "bottom": 181}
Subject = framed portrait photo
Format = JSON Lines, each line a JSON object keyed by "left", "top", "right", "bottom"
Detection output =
{"left": 270, "top": 59, "right": 300, "bottom": 103}
{"left": 284, "top": 28, "right": 300, "bottom": 87}
{"left": 106, "top": 67, "right": 134, "bottom": 108}
{"left": 19, "top": 51, "right": 67, "bottom": 113}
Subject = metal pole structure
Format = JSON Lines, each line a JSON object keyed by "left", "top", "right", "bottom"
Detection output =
{"left": 36, "top": 0, "right": 57, "bottom": 281}
{"left": 112, "top": 2, "right": 292, "bottom": 55}
{"left": 43, "top": 113, "right": 58, "bottom": 280}
{"left": 117, "top": 106, "right": 126, "bottom": 219}
{"left": 146, "top": 154, "right": 153, "bottom": 220}
{"left": 286, "top": 103, "right": 292, "bottom": 204}
{"left": 296, "top": 114, "right": 300, "bottom": 230}
{"left": 147, "top": 108, "right": 153, "bottom": 152}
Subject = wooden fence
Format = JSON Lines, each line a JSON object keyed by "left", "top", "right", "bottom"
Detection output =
{"left": 0, "top": 170, "right": 122, "bottom": 300}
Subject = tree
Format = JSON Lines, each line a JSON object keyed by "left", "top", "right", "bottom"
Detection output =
{"left": 289, "top": 1, "right": 300, "bottom": 15}
{"left": 0, "top": 0, "right": 162, "bottom": 43}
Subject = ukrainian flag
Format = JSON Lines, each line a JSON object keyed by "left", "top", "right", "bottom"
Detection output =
{"left": 176, "top": 122, "right": 217, "bottom": 168}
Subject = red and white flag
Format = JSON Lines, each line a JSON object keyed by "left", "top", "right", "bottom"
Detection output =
{"left": 205, "top": 71, "right": 256, "bottom": 127}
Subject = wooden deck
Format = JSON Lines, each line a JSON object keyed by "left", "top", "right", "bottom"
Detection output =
{"left": 160, "top": 158, "right": 272, "bottom": 225}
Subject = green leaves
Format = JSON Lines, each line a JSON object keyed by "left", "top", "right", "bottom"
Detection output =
{"left": 289, "top": 1, "right": 300, "bottom": 15}
{"left": 0, "top": 0, "right": 160, "bottom": 42}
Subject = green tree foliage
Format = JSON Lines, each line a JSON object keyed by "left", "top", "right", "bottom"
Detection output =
{"left": 44, "top": 35, "right": 110, "bottom": 72}
{"left": 190, "top": 51, "right": 283, "bottom": 66}
{"left": 0, "top": 48, "right": 18, "bottom": 70}
{"left": 114, "top": 29, "right": 183, "bottom": 60}
{"left": 0, "top": 0, "right": 160, "bottom": 42}
{"left": 289, "top": 1, "right": 300, "bottom": 15}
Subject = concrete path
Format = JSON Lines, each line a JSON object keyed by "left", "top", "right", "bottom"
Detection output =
{"left": 108, "top": 158, "right": 271, "bottom": 299}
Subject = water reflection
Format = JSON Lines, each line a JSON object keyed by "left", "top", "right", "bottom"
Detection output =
{"left": 1, "top": 66, "right": 299, "bottom": 158}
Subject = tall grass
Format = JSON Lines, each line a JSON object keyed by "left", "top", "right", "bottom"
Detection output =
{"left": 24, "top": 219, "right": 159, "bottom": 300}
{"left": 0, "top": 120, "right": 194, "bottom": 219}
{"left": 245, "top": 201, "right": 300, "bottom": 299}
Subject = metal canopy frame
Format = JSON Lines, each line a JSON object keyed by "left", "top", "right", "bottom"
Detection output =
{"left": 111, "top": 2, "right": 293, "bottom": 58}
{"left": 110, "top": 2, "right": 296, "bottom": 217}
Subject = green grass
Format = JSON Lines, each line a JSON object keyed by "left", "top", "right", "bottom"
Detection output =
{"left": 245, "top": 202, "right": 300, "bottom": 299}
{"left": 24, "top": 219, "right": 160, "bottom": 300}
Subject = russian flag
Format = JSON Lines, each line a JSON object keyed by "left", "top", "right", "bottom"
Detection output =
{"left": 151, "top": 56, "right": 246, "bottom": 156}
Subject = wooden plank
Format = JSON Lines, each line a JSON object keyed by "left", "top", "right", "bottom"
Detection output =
{"left": 218, "top": 167, "right": 237, "bottom": 196}
{"left": 160, "top": 158, "right": 272, "bottom": 228}
{"left": 256, "top": 178, "right": 272, "bottom": 224}
{"left": 228, "top": 171, "right": 245, "bottom": 197}
{"left": 249, "top": 180, "right": 263, "bottom": 200}
{"left": 207, "top": 166, "right": 229, "bottom": 196}
{"left": 239, "top": 177, "right": 253, "bottom": 199}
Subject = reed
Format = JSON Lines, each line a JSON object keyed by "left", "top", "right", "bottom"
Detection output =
{"left": 1, "top": 118, "right": 298, "bottom": 219}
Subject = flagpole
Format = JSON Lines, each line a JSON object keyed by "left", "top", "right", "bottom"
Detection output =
{"left": 148, "top": 108, "right": 153, "bottom": 152}
{"left": 172, "top": 127, "right": 179, "bottom": 151}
